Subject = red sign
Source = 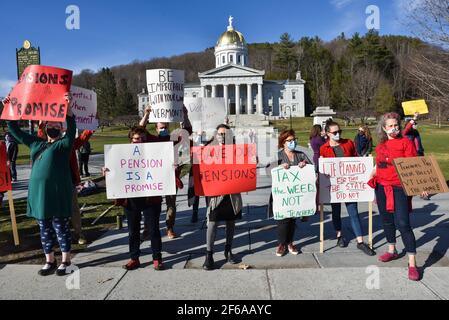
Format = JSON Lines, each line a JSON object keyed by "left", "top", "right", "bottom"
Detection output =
{"left": 192, "top": 144, "right": 257, "bottom": 196}
{"left": 0, "top": 141, "right": 12, "bottom": 192}
{"left": 1, "top": 65, "right": 73, "bottom": 122}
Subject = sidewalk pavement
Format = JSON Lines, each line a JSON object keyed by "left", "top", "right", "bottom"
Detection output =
{"left": 1, "top": 164, "right": 449, "bottom": 300}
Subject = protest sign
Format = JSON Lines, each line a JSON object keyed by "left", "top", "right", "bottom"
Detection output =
{"left": 192, "top": 144, "right": 257, "bottom": 196}
{"left": 271, "top": 165, "right": 317, "bottom": 220}
{"left": 402, "top": 99, "right": 429, "bottom": 116}
{"left": 319, "top": 157, "right": 374, "bottom": 203}
{"left": 184, "top": 97, "right": 227, "bottom": 133}
{"left": 146, "top": 69, "right": 184, "bottom": 122}
{"left": 1, "top": 65, "right": 72, "bottom": 122}
{"left": 104, "top": 142, "right": 176, "bottom": 199}
{"left": 393, "top": 156, "right": 449, "bottom": 196}
{"left": 71, "top": 85, "right": 98, "bottom": 130}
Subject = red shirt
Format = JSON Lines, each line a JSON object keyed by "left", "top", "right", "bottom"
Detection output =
{"left": 319, "top": 138, "right": 357, "bottom": 158}
{"left": 375, "top": 137, "right": 417, "bottom": 186}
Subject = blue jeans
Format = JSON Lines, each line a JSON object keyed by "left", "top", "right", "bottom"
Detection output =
{"left": 375, "top": 185, "right": 417, "bottom": 254}
{"left": 331, "top": 202, "right": 363, "bottom": 238}
{"left": 125, "top": 205, "right": 162, "bottom": 260}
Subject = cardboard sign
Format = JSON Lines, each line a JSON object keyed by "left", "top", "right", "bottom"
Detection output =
{"left": 184, "top": 97, "right": 227, "bottom": 133}
{"left": 319, "top": 157, "right": 375, "bottom": 203}
{"left": 71, "top": 85, "right": 98, "bottom": 130}
{"left": 393, "top": 156, "right": 449, "bottom": 196}
{"left": 192, "top": 144, "right": 257, "bottom": 196}
{"left": 271, "top": 165, "right": 317, "bottom": 220}
{"left": 402, "top": 99, "right": 429, "bottom": 116}
{"left": 104, "top": 142, "right": 176, "bottom": 199}
{"left": 0, "top": 141, "right": 12, "bottom": 192}
{"left": 146, "top": 69, "right": 184, "bottom": 122}
{"left": 1, "top": 65, "right": 72, "bottom": 122}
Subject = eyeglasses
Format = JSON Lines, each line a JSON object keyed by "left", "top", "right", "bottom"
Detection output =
{"left": 329, "top": 130, "right": 342, "bottom": 135}
{"left": 285, "top": 138, "right": 297, "bottom": 143}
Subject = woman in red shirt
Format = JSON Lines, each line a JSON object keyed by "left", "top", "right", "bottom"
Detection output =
{"left": 372, "top": 112, "right": 425, "bottom": 281}
{"left": 320, "top": 120, "right": 375, "bottom": 256}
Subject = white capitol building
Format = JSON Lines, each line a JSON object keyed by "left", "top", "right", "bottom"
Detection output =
{"left": 138, "top": 16, "right": 306, "bottom": 120}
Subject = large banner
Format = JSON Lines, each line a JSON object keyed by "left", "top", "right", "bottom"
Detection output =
{"left": 146, "top": 69, "right": 184, "bottom": 123}
{"left": 0, "top": 141, "right": 12, "bottom": 192}
{"left": 192, "top": 144, "right": 257, "bottom": 196}
{"left": 71, "top": 85, "right": 98, "bottom": 130}
{"left": 1, "top": 65, "right": 72, "bottom": 122}
{"left": 393, "top": 156, "right": 449, "bottom": 196}
{"left": 104, "top": 142, "right": 176, "bottom": 199}
{"left": 184, "top": 97, "right": 227, "bottom": 133}
{"left": 319, "top": 157, "right": 374, "bottom": 203}
{"left": 271, "top": 165, "right": 316, "bottom": 220}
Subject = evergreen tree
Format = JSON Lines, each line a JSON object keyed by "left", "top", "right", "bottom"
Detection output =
{"left": 275, "top": 33, "right": 296, "bottom": 79}
{"left": 116, "top": 78, "right": 137, "bottom": 115}
{"left": 374, "top": 80, "right": 396, "bottom": 114}
{"left": 95, "top": 68, "right": 117, "bottom": 122}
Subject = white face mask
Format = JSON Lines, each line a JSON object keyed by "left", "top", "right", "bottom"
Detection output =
{"left": 331, "top": 133, "right": 340, "bottom": 141}
{"left": 384, "top": 127, "right": 400, "bottom": 136}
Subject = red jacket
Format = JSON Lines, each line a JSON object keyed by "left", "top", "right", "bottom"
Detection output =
{"left": 319, "top": 138, "right": 357, "bottom": 158}
{"left": 38, "top": 124, "right": 94, "bottom": 185}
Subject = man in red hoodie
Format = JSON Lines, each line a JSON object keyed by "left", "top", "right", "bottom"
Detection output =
{"left": 38, "top": 122, "right": 94, "bottom": 245}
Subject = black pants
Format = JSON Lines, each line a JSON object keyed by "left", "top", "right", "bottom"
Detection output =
{"left": 277, "top": 218, "right": 296, "bottom": 245}
{"left": 375, "top": 185, "right": 417, "bottom": 254}
{"left": 125, "top": 205, "right": 162, "bottom": 260}
{"left": 79, "top": 154, "right": 90, "bottom": 176}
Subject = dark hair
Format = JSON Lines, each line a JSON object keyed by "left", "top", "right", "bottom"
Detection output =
{"left": 324, "top": 119, "right": 340, "bottom": 132}
{"left": 278, "top": 129, "right": 296, "bottom": 149}
{"left": 309, "top": 125, "right": 322, "bottom": 140}
{"left": 206, "top": 124, "right": 233, "bottom": 146}
{"left": 216, "top": 124, "right": 231, "bottom": 131}
{"left": 128, "top": 126, "right": 148, "bottom": 142}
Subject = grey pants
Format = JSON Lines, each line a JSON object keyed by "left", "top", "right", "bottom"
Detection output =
{"left": 206, "top": 220, "right": 235, "bottom": 252}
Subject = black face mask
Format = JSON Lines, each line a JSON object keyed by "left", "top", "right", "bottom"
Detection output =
{"left": 46, "top": 128, "right": 61, "bottom": 139}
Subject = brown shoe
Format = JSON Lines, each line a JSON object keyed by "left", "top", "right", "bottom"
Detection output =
{"left": 167, "top": 228, "right": 177, "bottom": 239}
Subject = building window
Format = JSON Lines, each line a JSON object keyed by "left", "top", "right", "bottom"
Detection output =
{"left": 230, "top": 55, "right": 233, "bottom": 63}
{"left": 222, "top": 56, "right": 225, "bottom": 63}
{"left": 293, "top": 105, "right": 297, "bottom": 112}
{"left": 142, "top": 98, "right": 145, "bottom": 103}
{"left": 292, "top": 91, "right": 297, "bottom": 100}
{"left": 237, "top": 55, "right": 241, "bottom": 64}
{"left": 280, "top": 91, "right": 284, "bottom": 99}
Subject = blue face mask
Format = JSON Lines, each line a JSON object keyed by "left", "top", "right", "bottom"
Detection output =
{"left": 159, "top": 129, "right": 169, "bottom": 137}
{"left": 287, "top": 141, "right": 296, "bottom": 151}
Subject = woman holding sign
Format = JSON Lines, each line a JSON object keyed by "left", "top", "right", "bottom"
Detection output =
{"left": 203, "top": 124, "right": 243, "bottom": 270}
{"left": 320, "top": 119, "right": 375, "bottom": 256}
{"left": 273, "top": 129, "right": 312, "bottom": 257}
{"left": 371, "top": 112, "right": 422, "bottom": 281}
{"left": 3, "top": 93, "right": 76, "bottom": 276}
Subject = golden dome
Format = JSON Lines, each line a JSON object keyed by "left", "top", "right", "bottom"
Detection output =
{"left": 217, "top": 29, "right": 246, "bottom": 46}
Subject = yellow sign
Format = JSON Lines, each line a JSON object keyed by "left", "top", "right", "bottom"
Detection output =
{"left": 402, "top": 99, "right": 429, "bottom": 116}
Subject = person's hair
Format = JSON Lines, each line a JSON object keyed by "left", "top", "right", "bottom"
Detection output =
{"left": 309, "top": 125, "right": 322, "bottom": 140}
{"left": 279, "top": 129, "right": 296, "bottom": 149}
{"left": 360, "top": 125, "right": 372, "bottom": 141}
{"left": 128, "top": 126, "right": 148, "bottom": 142}
{"left": 216, "top": 124, "right": 231, "bottom": 131}
{"left": 206, "top": 124, "right": 233, "bottom": 145}
{"left": 324, "top": 119, "right": 340, "bottom": 133}
{"left": 376, "top": 112, "right": 402, "bottom": 144}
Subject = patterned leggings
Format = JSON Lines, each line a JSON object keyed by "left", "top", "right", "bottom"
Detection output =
{"left": 38, "top": 217, "right": 72, "bottom": 254}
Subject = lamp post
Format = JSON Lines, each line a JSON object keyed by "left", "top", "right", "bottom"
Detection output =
{"left": 285, "top": 105, "right": 292, "bottom": 130}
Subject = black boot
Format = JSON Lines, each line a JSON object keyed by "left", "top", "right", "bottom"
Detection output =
{"left": 224, "top": 245, "right": 237, "bottom": 264}
{"left": 191, "top": 211, "right": 198, "bottom": 223}
{"left": 203, "top": 251, "right": 214, "bottom": 270}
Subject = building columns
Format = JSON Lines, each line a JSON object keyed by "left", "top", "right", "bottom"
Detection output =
{"left": 212, "top": 85, "right": 217, "bottom": 98}
{"left": 223, "top": 84, "right": 229, "bottom": 115}
{"left": 257, "top": 84, "right": 263, "bottom": 115}
{"left": 201, "top": 86, "right": 207, "bottom": 98}
{"left": 235, "top": 84, "right": 240, "bottom": 115}
{"left": 247, "top": 84, "right": 252, "bottom": 115}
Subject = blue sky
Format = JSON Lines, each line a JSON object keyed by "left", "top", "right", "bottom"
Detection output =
{"left": 0, "top": 0, "right": 413, "bottom": 96}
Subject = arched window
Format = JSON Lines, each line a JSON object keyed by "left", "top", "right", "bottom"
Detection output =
{"left": 222, "top": 55, "right": 225, "bottom": 64}
{"left": 230, "top": 54, "right": 233, "bottom": 63}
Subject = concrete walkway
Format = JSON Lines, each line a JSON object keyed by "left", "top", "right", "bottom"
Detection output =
{"left": 1, "top": 166, "right": 449, "bottom": 300}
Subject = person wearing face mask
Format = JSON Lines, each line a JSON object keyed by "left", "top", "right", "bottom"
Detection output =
{"left": 139, "top": 105, "right": 192, "bottom": 240}
{"left": 202, "top": 124, "right": 242, "bottom": 270}
{"left": 269, "top": 130, "right": 312, "bottom": 257}
{"left": 309, "top": 125, "right": 326, "bottom": 173}
{"left": 103, "top": 126, "right": 165, "bottom": 271}
{"left": 354, "top": 125, "right": 373, "bottom": 157}
{"left": 3, "top": 93, "right": 76, "bottom": 276}
{"left": 319, "top": 119, "right": 375, "bottom": 256}
{"left": 369, "top": 112, "right": 428, "bottom": 281}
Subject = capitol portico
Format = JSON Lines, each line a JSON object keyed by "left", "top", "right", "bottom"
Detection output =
{"left": 139, "top": 16, "right": 306, "bottom": 118}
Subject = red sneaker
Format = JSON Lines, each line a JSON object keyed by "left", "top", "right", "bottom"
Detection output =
{"left": 123, "top": 259, "right": 140, "bottom": 270}
{"left": 153, "top": 259, "right": 165, "bottom": 271}
{"left": 408, "top": 265, "right": 420, "bottom": 281}
{"left": 378, "top": 251, "right": 399, "bottom": 263}
{"left": 275, "top": 244, "right": 286, "bottom": 257}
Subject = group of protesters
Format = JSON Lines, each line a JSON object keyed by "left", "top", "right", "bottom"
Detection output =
{"left": 2, "top": 91, "right": 430, "bottom": 281}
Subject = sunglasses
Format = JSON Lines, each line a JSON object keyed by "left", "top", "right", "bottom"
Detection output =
{"left": 329, "top": 130, "right": 342, "bottom": 135}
